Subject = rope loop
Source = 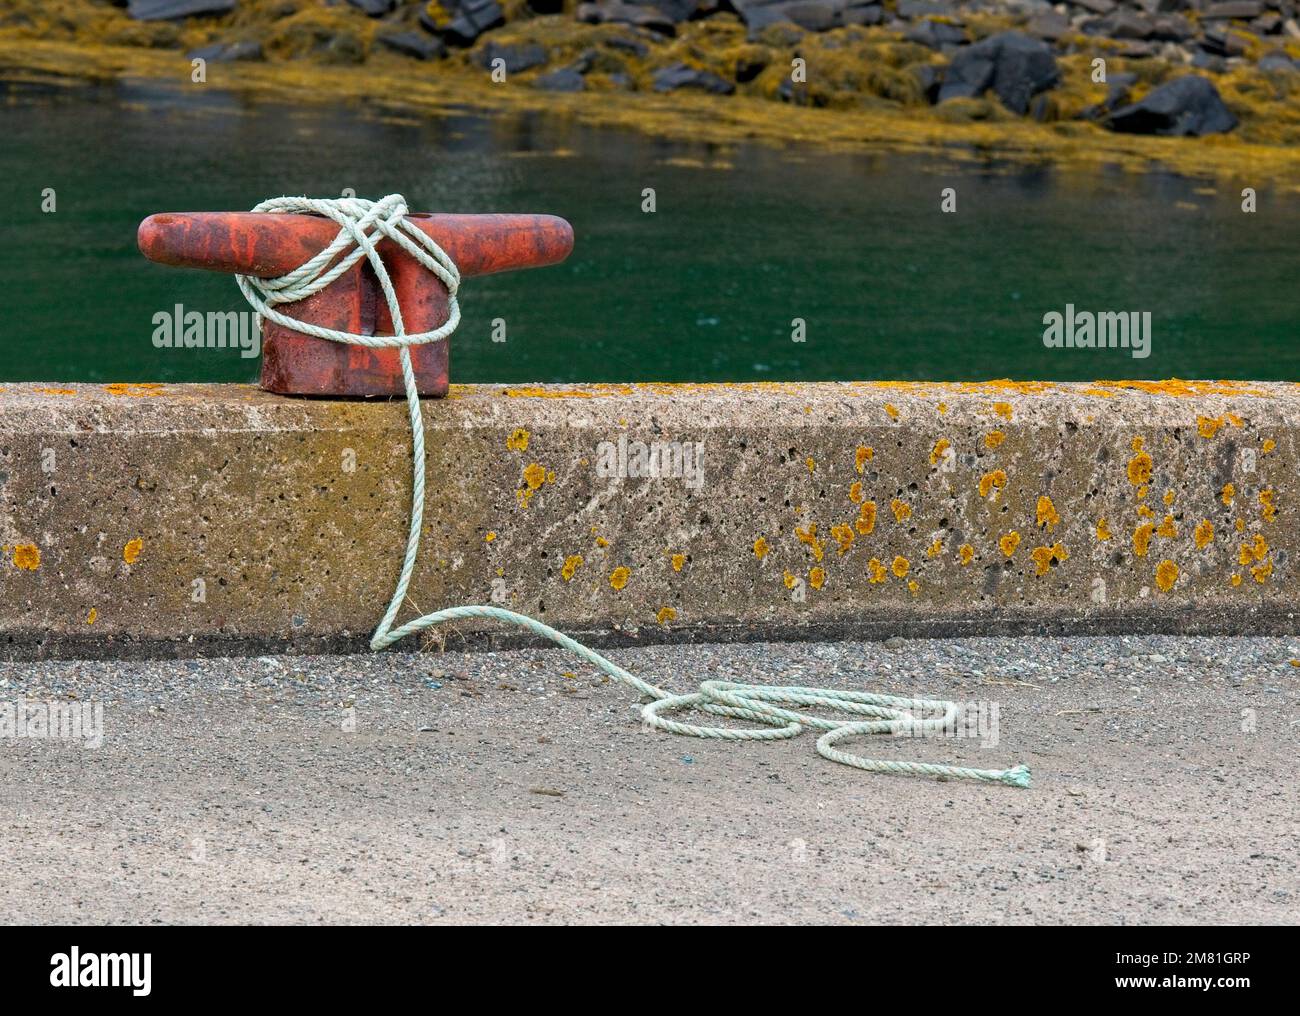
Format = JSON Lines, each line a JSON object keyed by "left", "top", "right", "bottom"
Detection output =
{"left": 234, "top": 195, "right": 1030, "bottom": 789}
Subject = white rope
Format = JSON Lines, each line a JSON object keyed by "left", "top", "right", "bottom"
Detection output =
{"left": 234, "top": 194, "right": 1031, "bottom": 789}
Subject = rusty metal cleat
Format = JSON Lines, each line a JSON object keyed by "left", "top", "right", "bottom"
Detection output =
{"left": 137, "top": 209, "right": 573, "bottom": 397}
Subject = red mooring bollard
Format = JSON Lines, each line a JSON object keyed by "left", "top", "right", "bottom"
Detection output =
{"left": 137, "top": 210, "right": 574, "bottom": 397}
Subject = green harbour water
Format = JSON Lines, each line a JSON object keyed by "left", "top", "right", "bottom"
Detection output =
{"left": 1, "top": 77, "right": 1297, "bottom": 385}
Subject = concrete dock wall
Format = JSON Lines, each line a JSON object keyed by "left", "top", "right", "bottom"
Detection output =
{"left": 1, "top": 380, "right": 1296, "bottom": 658}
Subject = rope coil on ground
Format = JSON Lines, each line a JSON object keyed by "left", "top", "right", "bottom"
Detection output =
{"left": 235, "top": 194, "right": 1031, "bottom": 789}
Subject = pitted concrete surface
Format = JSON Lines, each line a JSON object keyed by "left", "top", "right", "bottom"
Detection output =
{"left": 0, "top": 634, "right": 1296, "bottom": 925}
{"left": 1, "top": 380, "right": 1298, "bottom": 657}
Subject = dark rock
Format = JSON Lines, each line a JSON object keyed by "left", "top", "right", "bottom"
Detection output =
{"left": 1069, "top": 0, "right": 1116, "bottom": 13}
{"left": 735, "top": 0, "right": 839, "bottom": 33}
{"left": 474, "top": 41, "right": 548, "bottom": 73}
{"left": 1259, "top": 49, "right": 1298, "bottom": 69}
{"left": 128, "top": 0, "right": 235, "bottom": 18}
{"left": 376, "top": 31, "right": 447, "bottom": 60}
{"left": 425, "top": 0, "right": 506, "bottom": 47}
{"left": 534, "top": 67, "right": 586, "bottom": 91}
{"left": 576, "top": 1, "right": 678, "bottom": 35}
{"left": 896, "top": 0, "right": 952, "bottom": 15}
{"left": 1150, "top": 14, "right": 1196, "bottom": 39}
{"left": 1103, "top": 11, "right": 1158, "bottom": 38}
{"left": 1115, "top": 40, "right": 1158, "bottom": 57}
{"left": 905, "top": 19, "right": 967, "bottom": 48}
{"left": 1106, "top": 74, "right": 1238, "bottom": 135}
{"left": 909, "top": 61, "right": 943, "bottom": 102}
{"left": 1081, "top": 70, "right": 1135, "bottom": 118}
{"left": 637, "top": 0, "right": 707, "bottom": 20}
{"left": 527, "top": 0, "right": 567, "bottom": 11}
{"left": 187, "top": 40, "right": 262, "bottom": 61}
{"left": 605, "top": 35, "right": 650, "bottom": 58}
{"left": 1191, "top": 48, "right": 1227, "bottom": 71}
{"left": 1200, "top": 26, "right": 1251, "bottom": 55}
{"left": 938, "top": 31, "right": 1060, "bottom": 115}
{"left": 841, "top": 3, "right": 884, "bottom": 26}
{"left": 1025, "top": 11, "right": 1070, "bottom": 40}
{"left": 1202, "top": 1, "right": 1264, "bottom": 17}
{"left": 652, "top": 62, "right": 735, "bottom": 94}
{"left": 346, "top": 0, "right": 395, "bottom": 15}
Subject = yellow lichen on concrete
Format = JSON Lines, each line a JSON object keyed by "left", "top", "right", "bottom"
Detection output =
{"left": 484, "top": 531, "right": 496, "bottom": 542}
{"left": 1252, "top": 558, "right": 1274, "bottom": 583}
{"left": 522, "top": 463, "right": 547, "bottom": 489}
{"left": 1133, "top": 522, "right": 1155, "bottom": 558}
{"left": 104, "top": 382, "right": 163, "bottom": 397}
{"left": 753, "top": 537, "right": 770, "bottom": 560}
{"left": 1222, "top": 483, "right": 1236, "bottom": 505}
{"left": 1197, "top": 415, "right": 1223, "bottom": 439}
{"left": 831, "top": 524, "right": 855, "bottom": 555}
{"left": 1194, "top": 520, "right": 1214, "bottom": 549}
{"left": 609, "top": 566, "right": 631, "bottom": 590}
{"left": 1163, "top": 489, "right": 1175, "bottom": 507}
{"left": 891, "top": 556, "right": 909, "bottom": 578}
{"left": 796, "top": 524, "right": 825, "bottom": 562}
{"left": 890, "top": 499, "right": 911, "bottom": 523}
{"left": 506, "top": 427, "right": 529, "bottom": 452}
{"left": 999, "top": 532, "right": 1020, "bottom": 557}
{"left": 926, "top": 538, "right": 943, "bottom": 558}
{"left": 783, "top": 570, "right": 797, "bottom": 589}
{"left": 854, "top": 446, "right": 873, "bottom": 473}
{"left": 1096, "top": 518, "right": 1112, "bottom": 542}
{"left": 11, "top": 543, "right": 40, "bottom": 570}
{"left": 856, "top": 501, "right": 877, "bottom": 535}
{"left": 809, "top": 567, "right": 826, "bottom": 590}
{"left": 867, "top": 558, "right": 887, "bottom": 584}
{"left": 1030, "top": 542, "right": 1068, "bottom": 576}
{"left": 1036, "top": 495, "right": 1060, "bottom": 530}
{"left": 958, "top": 544, "right": 974, "bottom": 565}
{"left": 671, "top": 553, "right": 686, "bottom": 572}
{"left": 1262, "top": 438, "right": 1276, "bottom": 454}
{"left": 1127, "top": 447, "right": 1153, "bottom": 486}
{"left": 929, "top": 438, "right": 949, "bottom": 465}
{"left": 985, "top": 431, "right": 1006, "bottom": 449}
{"left": 561, "top": 554, "right": 583, "bottom": 581}
{"left": 656, "top": 606, "right": 677, "bottom": 624}
{"left": 993, "top": 403, "right": 1013, "bottom": 420}
{"left": 86, "top": 608, "right": 97, "bottom": 624}
{"left": 1155, "top": 559, "right": 1180, "bottom": 593}
{"left": 123, "top": 538, "right": 143, "bottom": 565}
{"left": 1260, "top": 488, "right": 1277, "bottom": 522}
{"left": 1157, "top": 515, "right": 1178, "bottom": 539}
{"left": 805, "top": 456, "right": 816, "bottom": 474}
{"left": 849, "top": 481, "right": 863, "bottom": 504}
{"left": 884, "top": 404, "right": 899, "bottom": 419}
{"left": 978, "top": 470, "right": 1007, "bottom": 499}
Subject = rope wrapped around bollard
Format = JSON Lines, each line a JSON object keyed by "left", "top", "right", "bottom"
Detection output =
{"left": 234, "top": 194, "right": 1031, "bottom": 789}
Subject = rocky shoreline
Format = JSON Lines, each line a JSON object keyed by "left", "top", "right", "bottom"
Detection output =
{"left": 4, "top": 0, "right": 1299, "bottom": 150}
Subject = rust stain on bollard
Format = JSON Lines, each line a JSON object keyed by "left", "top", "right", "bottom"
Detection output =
{"left": 136, "top": 210, "right": 573, "bottom": 398}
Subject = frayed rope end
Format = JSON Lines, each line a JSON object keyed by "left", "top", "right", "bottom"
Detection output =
{"left": 999, "top": 764, "right": 1032, "bottom": 789}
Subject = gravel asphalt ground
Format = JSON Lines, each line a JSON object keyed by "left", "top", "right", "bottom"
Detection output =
{"left": 1, "top": 634, "right": 1297, "bottom": 925}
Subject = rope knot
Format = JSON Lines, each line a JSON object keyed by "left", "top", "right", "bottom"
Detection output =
{"left": 235, "top": 193, "right": 461, "bottom": 350}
